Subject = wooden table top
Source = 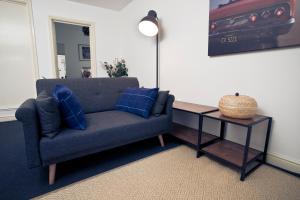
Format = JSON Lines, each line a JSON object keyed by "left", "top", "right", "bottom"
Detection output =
{"left": 173, "top": 101, "right": 218, "bottom": 114}
{"left": 204, "top": 111, "right": 270, "bottom": 126}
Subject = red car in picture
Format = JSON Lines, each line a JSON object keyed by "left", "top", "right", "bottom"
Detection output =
{"left": 209, "top": 0, "right": 296, "bottom": 46}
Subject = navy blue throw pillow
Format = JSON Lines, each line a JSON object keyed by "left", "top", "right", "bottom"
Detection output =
{"left": 116, "top": 87, "right": 159, "bottom": 118}
{"left": 53, "top": 85, "right": 87, "bottom": 130}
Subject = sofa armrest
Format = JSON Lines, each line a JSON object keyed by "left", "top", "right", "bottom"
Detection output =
{"left": 15, "top": 99, "right": 42, "bottom": 168}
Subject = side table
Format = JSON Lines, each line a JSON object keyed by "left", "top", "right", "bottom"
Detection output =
{"left": 171, "top": 101, "right": 219, "bottom": 154}
{"left": 198, "top": 111, "right": 272, "bottom": 181}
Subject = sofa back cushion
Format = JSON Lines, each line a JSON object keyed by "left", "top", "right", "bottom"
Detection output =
{"left": 36, "top": 77, "right": 139, "bottom": 114}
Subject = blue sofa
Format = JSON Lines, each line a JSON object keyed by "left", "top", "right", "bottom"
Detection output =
{"left": 15, "top": 77, "right": 174, "bottom": 184}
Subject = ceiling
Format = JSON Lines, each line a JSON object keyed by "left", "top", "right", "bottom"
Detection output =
{"left": 68, "top": 0, "right": 133, "bottom": 11}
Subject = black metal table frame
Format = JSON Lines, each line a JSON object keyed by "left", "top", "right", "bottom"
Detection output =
{"left": 173, "top": 107, "right": 219, "bottom": 149}
{"left": 197, "top": 114, "right": 273, "bottom": 181}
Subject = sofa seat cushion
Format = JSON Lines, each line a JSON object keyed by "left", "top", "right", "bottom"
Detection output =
{"left": 40, "top": 110, "right": 169, "bottom": 165}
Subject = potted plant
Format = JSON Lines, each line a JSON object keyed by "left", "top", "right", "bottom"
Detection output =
{"left": 103, "top": 58, "right": 128, "bottom": 78}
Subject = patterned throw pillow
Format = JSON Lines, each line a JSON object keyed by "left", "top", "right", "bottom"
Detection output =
{"left": 116, "top": 88, "right": 159, "bottom": 118}
{"left": 53, "top": 85, "right": 87, "bottom": 130}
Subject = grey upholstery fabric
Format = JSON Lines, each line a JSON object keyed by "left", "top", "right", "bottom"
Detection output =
{"left": 40, "top": 110, "right": 169, "bottom": 165}
{"left": 36, "top": 91, "right": 61, "bottom": 138}
{"left": 15, "top": 99, "right": 42, "bottom": 168}
{"left": 152, "top": 91, "right": 170, "bottom": 116}
{"left": 36, "top": 78, "right": 139, "bottom": 114}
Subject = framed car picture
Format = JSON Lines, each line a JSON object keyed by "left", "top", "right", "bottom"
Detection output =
{"left": 208, "top": 0, "right": 299, "bottom": 56}
{"left": 78, "top": 44, "right": 90, "bottom": 61}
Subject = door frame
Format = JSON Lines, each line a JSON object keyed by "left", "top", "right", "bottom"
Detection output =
{"left": 49, "top": 16, "right": 97, "bottom": 78}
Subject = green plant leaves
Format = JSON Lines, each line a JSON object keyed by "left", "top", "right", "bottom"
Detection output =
{"left": 103, "top": 59, "right": 128, "bottom": 78}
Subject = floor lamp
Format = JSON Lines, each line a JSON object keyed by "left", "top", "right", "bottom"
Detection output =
{"left": 138, "top": 10, "right": 159, "bottom": 88}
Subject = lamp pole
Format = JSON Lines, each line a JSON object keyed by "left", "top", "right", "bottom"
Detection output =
{"left": 156, "top": 33, "right": 159, "bottom": 88}
{"left": 138, "top": 10, "right": 159, "bottom": 88}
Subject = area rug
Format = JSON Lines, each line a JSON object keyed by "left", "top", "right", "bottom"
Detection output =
{"left": 1, "top": 121, "right": 182, "bottom": 199}
{"left": 36, "top": 146, "right": 300, "bottom": 200}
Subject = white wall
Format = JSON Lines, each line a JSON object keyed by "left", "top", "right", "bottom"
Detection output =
{"left": 31, "top": 0, "right": 121, "bottom": 78}
{"left": 119, "top": 0, "right": 300, "bottom": 169}
{"left": 55, "top": 23, "right": 90, "bottom": 78}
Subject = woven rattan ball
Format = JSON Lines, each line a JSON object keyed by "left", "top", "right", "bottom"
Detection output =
{"left": 219, "top": 93, "right": 257, "bottom": 119}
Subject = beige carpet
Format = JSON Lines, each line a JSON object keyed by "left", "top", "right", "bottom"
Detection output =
{"left": 36, "top": 146, "right": 300, "bottom": 200}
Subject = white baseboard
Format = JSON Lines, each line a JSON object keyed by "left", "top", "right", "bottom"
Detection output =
{"left": 267, "top": 153, "right": 300, "bottom": 174}
{"left": 0, "top": 116, "right": 16, "bottom": 122}
{"left": 0, "top": 108, "right": 17, "bottom": 122}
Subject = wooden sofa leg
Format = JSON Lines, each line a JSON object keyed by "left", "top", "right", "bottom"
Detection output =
{"left": 49, "top": 164, "right": 56, "bottom": 185}
{"left": 158, "top": 134, "right": 165, "bottom": 147}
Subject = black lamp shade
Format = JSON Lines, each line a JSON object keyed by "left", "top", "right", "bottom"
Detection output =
{"left": 139, "top": 10, "right": 159, "bottom": 37}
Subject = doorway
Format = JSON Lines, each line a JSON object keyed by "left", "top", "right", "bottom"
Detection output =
{"left": 50, "top": 17, "right": 96, "bottom": 79}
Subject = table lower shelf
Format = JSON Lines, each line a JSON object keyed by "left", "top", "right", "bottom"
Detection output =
{"left": 171, "top": 123, "right": 218, "bottom": 147}
{"left": 201, "top": 140, "right": 262, "bottom": 168}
